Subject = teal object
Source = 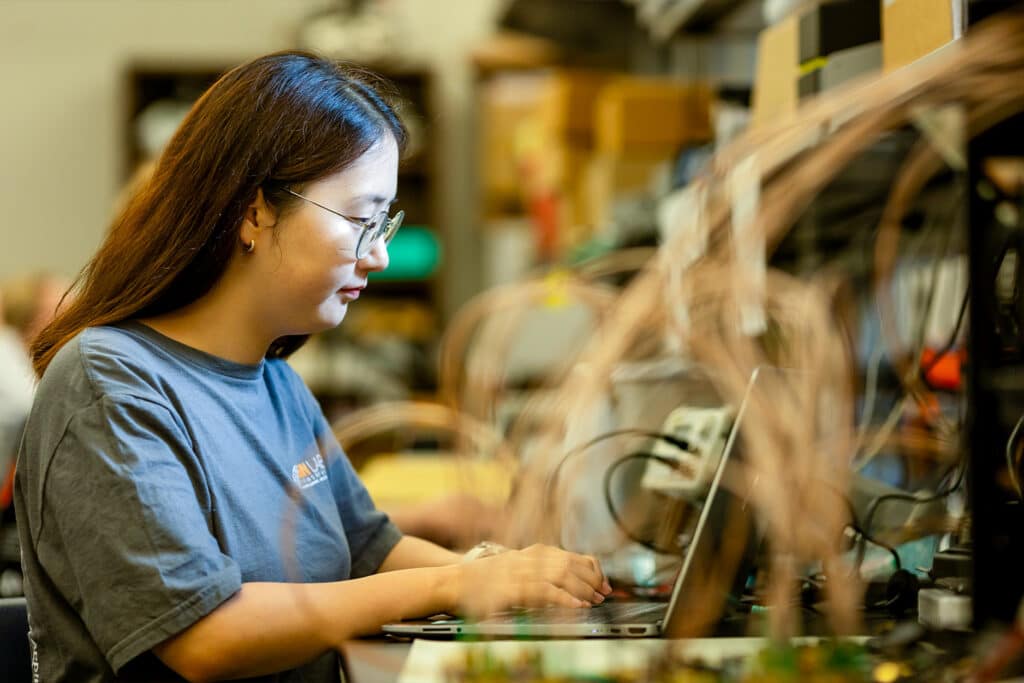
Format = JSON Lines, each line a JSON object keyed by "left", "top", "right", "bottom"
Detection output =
{"left": 369, "top": 225, "right": 441, "bottom": 281}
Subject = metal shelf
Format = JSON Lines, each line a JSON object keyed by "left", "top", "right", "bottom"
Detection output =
{"left": 629, "top": 0, "right": 762, "bottom": 40}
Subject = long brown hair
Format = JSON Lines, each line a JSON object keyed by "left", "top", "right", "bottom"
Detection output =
{"left": 32, "top": 51, "right": 408, "bottom": 377}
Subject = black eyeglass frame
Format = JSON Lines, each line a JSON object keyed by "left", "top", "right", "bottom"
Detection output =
{"left": 283, "top": 188, "right": 404, "bottom": 259}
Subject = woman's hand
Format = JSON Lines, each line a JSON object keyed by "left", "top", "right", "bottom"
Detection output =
{"left": 451, "top": 543, "right": 612, "bottom": 618}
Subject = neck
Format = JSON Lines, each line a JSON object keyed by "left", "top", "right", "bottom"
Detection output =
{"left": 138, "top": 269, "right": 275, "bottom": 366}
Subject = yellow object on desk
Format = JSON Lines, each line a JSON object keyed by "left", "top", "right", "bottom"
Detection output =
{"left": 358, "top": 452, "right": 512, "bottom": 506}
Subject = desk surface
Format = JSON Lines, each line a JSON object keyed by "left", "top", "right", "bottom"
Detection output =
{"left": 342, "top": 640, "right": 411, "bottom": 683}
{"left": 341, "top": 636, "right": 873, "bottom": 683}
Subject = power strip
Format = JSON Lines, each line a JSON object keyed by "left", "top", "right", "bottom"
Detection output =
{"left": 640, "top": 404, "right": 734, "bottom": 499}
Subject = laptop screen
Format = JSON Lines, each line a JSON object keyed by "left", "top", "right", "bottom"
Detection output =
{"left": 658, "top": 367, "right": 772, "bottom": 638}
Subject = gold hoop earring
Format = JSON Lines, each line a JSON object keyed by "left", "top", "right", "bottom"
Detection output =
{"left": 245, "top": 239, "right": 255, "bottom": 253}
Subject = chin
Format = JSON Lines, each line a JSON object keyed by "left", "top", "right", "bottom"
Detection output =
{"left": 317, "top": 302, "right": 349, "bottom": 330}
{"left": 286, "top": 309, "right": 345, "bottom": 338}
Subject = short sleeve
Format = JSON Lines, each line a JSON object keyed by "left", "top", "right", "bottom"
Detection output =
{"left": 285, "top": 366, "right": 402, "bottom": 577}
{"left": 309, "top": 421, "right": 401, "bottom": 578}
{"left": 36, "top": 395, "right": 241, "bottom": 673}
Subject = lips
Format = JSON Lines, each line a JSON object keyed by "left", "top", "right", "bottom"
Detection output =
{"left": 338, "top": 286, "right": 364, "bottom": 301}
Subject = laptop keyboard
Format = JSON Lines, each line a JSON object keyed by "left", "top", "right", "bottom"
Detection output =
{"left": 482, "top": 601, "right": 666, "bottom": 625}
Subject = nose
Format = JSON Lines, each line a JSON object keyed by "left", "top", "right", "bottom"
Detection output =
{"left": 358, "top": 236, "right": 389, "bottom": 272}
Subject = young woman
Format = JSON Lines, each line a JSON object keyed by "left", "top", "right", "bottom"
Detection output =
{"left": 15, "top": 52, "right": 610, "bottom": 683}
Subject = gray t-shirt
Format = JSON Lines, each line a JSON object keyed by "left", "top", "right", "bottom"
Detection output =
{"left": 14, "top": 321, "right": 403, "bottom": 682}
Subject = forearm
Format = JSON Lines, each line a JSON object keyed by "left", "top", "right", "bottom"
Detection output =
{"left": 154, "top": 568, "right": 457, "bottom": 682}
{"left": 378, "top": 534, "right": 463, "bottom": 571}
{"left": 383, "top": 493, "right": 499, "bottom": 549}
{"left": 385, "top": 504, "right": 438, "bottom": 540}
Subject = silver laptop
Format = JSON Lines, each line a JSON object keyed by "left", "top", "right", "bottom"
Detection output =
{"left": 382, "top": 367, "right": 775, "bottom": 639}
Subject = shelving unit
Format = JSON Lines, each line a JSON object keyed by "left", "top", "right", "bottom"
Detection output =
{"left": 634, "top": 0, "right": 750, "bottom": 38}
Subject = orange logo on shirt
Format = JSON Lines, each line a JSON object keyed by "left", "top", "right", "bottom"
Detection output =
{"left": 291, "top": 453, "right": 328, "bottom": 490}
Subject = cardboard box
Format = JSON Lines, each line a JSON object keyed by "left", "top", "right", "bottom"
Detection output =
{"left": 583, "top": 152, "right": 673, "bottom": 229}
{"left": 755, "top": 1, "right": 883, "bottom": 125}
{"left": 882, "top": 0, "right": 957, "bottom": 72}
{"left": 551, "top": 143, "right": 591, "bottom": 229}
{"left": 752, "top": 13, "right": 800, "bottom": 127}
{"left": 478, "top": 72, "right": 548, "bottom": 210}
{"left": 479, "top": 69, "right": 614, "bottom": 217}
{"left": 594, "top": 77, "right": 712, "bottom": 156}
{"left": 536, "top": 69, "right": 613, "bottom": 146}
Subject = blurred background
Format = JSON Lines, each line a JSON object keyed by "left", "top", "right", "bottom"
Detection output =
{"left": 0, "top": 0, "right": 768, "bottom": 420}
{"left": 0, "top": 0, "right": 771, "bottom": 587}
{"left": 2, "top": 0, "right": 989, "bottom": 604}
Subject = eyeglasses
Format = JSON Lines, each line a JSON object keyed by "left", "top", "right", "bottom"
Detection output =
{"left": 283, "top": 188, "right": 404, "bottom": 259}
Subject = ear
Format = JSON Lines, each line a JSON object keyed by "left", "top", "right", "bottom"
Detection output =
{"left": 239, "top": 187, "right": 279, "bottom": 246}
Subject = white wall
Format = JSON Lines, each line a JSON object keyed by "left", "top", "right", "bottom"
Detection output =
{"left": 0, "top": 0, "right": 504, "bottom": 312}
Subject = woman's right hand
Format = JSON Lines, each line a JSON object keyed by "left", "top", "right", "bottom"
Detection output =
{"left": 450, "top": 543, "right": 612, "bottom": 618}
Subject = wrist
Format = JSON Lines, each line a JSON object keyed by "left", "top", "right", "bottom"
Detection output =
{"left": 437, "top": 563, "right": 463, "bottom": 613}
{"left": 461, "top": 541, "right": 507, "bottom": 563}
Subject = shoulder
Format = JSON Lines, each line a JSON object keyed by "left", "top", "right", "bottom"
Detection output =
{"left": 20, "top": 329, "right": 194, "bottom": 530}
{"left": 42, "top": 324, "right": 166, "bottom": 403}
{"left": 25, "top": 326, "right": 180, "bottom": 462}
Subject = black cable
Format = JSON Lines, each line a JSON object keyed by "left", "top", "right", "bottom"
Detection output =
{"left": 919, "top": 284, "right": 970, "bottom": 380}
{"left": 811, "top": 490, "right": 909, "bottom": 613}
{"left": 864, "top": 462, "right": 965, "bottom": 536}
{"left": 821, "top": 483, "right": 903, "bottom": 572}
{"left": 544, "top": 428, "right": 696, "bottom": 524}
{"left": 601, "top": 451, "right": 685, "bottom": 554}
{"left": 850, "top": 522, "right": 902, "bottom": 571}
{"left": 854, "top": 460, "right": 966, "bottom": 572}
{"left": 834, "top": 488, "right": 903, "bottom": 571}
